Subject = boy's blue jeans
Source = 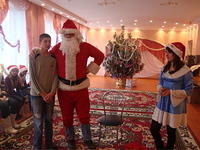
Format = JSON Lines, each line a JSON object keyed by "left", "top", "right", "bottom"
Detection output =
{"left": 30, "top": 95, "right": 54, "bottom": 149}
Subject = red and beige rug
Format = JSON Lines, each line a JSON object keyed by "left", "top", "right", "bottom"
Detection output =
{"left": 0, "top": 88, "right": 199, "bottom": 150}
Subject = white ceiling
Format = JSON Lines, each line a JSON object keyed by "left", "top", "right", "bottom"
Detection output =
{"left": 29, "top": 0, "right": 200, "bottom": 30}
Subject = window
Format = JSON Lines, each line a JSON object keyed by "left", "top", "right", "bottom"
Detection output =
{"left": 0, "top": 1, "right": 28, "bottom": 69}
{"left": 44, "top": 11, "right": 58, "bottom": 47}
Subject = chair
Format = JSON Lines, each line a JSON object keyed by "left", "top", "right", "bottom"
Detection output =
{"left": 96, "top": 90, "right": 127, "bottom": 146}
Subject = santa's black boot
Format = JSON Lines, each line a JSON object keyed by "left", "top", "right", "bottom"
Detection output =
{"left": 66, "top": 126, "right": 76, "bottom": 150}
{"left": 81, "top": 124, "right": 96, "bottom": 149}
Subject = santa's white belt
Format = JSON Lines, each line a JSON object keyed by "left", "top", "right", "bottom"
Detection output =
{"left": 58, "top": 76, "right": 87, "bottom": 86}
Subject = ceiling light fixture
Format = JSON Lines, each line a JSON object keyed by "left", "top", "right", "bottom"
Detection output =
{"left": 160, "top": 0, "right": 178, "bottom": 6}
{"left": 98, "top": 0, "right": 122, "bottom": 6}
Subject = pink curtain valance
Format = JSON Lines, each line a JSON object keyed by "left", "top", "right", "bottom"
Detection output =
{"left": 26, "top": 2, "right": 45, "bottom": 52}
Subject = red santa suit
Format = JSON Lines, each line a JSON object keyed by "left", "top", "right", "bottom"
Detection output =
{"left": 50, "top": 20, "right": 104, "bottom": 128}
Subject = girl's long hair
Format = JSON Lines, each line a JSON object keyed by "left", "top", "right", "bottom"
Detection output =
{"left": 163, "top": 47, "right": 185, "bottom": 74}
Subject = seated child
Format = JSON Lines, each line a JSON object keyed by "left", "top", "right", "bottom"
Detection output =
{"left": 18, "top": 65, "right": 31, "bottom": 111}
{"left": 19, "top": 65, "right": 30, "bottom": 91}
{"left": 4, "top": 65, "right": 26, "bottom": 120}
{"left": 0, "top": 70, "right": 22, "bottom": 134}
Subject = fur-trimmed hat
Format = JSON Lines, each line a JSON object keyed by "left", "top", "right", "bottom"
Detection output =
{"left": 59, "top": 19, "right": 78, "bottom": 34}
{"left": 165, "top": 42, "right": 186, "bottom": 59}
{"left": 19, "top": 65, "right": 28, "bottom": 74}
{"left": 7, "top": 65, "right": 18, "bottom": 74}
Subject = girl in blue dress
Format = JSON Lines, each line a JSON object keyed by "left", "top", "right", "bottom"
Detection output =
{"left": 150, "top": 42, "right": 193, "bottom": 149}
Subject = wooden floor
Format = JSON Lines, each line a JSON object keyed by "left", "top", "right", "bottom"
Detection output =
{"left": 89, "top": 75, "right": 158, "bottom": 92}
{"left": 89, "top": 75, "right": 200, "bottom": 146}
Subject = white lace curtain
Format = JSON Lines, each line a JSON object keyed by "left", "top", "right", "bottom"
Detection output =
{"left": 0, "top": 1, "right": 28, "bottom": 69}
{"left": 44, "top": 10, "right": 59, "bottom": 46}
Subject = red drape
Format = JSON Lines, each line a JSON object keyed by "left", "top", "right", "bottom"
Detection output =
{"left": 137, "top": 38, "right": 165, "bottom": 63}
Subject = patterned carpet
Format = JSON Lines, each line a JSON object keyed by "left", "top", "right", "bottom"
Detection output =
{"left": 0, "top": 88, "right": 199, "bottom": 150}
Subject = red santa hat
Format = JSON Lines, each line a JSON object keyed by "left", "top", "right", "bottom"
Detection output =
{"left": 7, "top": 65, "right": 18, "bottom": 73}
{"left": 165, "top": 42, "right": 185, "bottom": 59}
{"left": 59, "top": 19, "right": 78, "bottom": 34}
{"left": 19, "top": 65, "right": 28, "bottom": 73}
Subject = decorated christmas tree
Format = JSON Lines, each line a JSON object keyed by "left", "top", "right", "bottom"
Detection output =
{"left": 103, "top": 26, "right": 144, "bottom": 79}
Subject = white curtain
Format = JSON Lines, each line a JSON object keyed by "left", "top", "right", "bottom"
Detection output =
{"left": 0, "top": 1, "right": 28, "bottom": 70}
{"left": 134, "top": 50, "right": 164, "bottom": 78}
{"left": 44, "top": 10, "right": 58, "bottom": 46}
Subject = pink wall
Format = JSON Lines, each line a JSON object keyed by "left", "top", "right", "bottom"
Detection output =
{"left": 87, "top": 28, "right": 188, "bottom": 76}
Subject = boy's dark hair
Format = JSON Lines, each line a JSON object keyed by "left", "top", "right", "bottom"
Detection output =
{"left": 39, "top": 33, "right": 51, "bottom": 42}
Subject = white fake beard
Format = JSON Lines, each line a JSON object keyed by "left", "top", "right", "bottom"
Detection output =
{"left": 59, "top": 35, "right": 81, "bottom": 80}
{"left": 60, "top": 36, "right": 80, "bottom": 56}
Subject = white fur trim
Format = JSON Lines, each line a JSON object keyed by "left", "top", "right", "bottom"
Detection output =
{"left": 7, "top": 66, "right": 18, "bottom": 74}
{"left": 87, "top": 62, "right": 100, "bottom": 74}
{"left": 165, "top": 43, "right": 183, "bottom": 58}
{"left": 19, "top": 67, "right": 27, "bottom": 73}
{"left": 152, "top": 107, "right": 187, "bottom": 128}
{"left": 163, "top": 65, "right": 190, "bottom": 79}
{"left": 170, "top": 90, "right": 187, "bottom": 107}
{"left": 58, "top": 78, "right": 90, "bottom": 91}
{"left": 59, "top": 28, "right": 78, "bottom": 34}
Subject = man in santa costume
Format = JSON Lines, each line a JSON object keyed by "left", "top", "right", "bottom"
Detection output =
{"left": 51, "top": 19, "right": 104, "bottom": 149}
